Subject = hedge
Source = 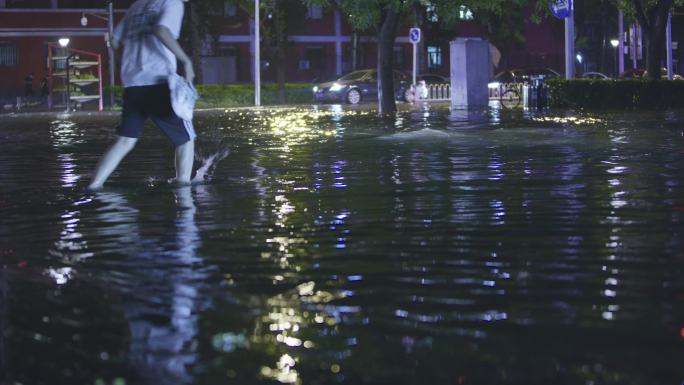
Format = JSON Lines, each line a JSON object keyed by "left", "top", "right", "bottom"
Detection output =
{"left": 104, "top": 83, "right": 315, "bottom": 109}
{"left": 546, "top": 78, "right": 684, "bottom": 109}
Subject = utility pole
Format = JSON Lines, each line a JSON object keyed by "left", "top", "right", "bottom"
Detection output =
{"left": 666, "top": 11, "right": 673, "bottom": 80}
{"left": 254, "top": 0, "right": 261, "bottom": 106}
{"left": 618, "top": 10, "right": 624, "bottom": 75}
{"left": 564, "top": 2, "right": 574, "bottom": 79}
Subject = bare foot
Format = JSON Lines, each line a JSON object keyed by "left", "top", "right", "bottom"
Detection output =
{"left": 167, "top": 177, "right": 192, "bottom": 186}
{"left": 85, "top": 183, "right": 103, "bottom": 191}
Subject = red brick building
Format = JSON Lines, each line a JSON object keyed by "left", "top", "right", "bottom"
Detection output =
{"left": 0, "top": 0, "right": 565, "bottom": 99}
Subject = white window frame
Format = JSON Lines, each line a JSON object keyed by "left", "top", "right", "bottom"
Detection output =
{"left": 0, "top": 43, "right": 17, "bottom": 66}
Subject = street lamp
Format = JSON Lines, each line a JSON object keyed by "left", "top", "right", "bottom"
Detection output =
{"left": 254, "top": 0, "right": 261, "bottom": 106}
{"left": 610, "top": 39, "right": 619, "bottom": 77}
{"left": 80, "top": 1, "right": 115, "bottom": 108}
{"left": 576, "top": 52, "right": 583, "bottom": 75}
{"left": 58, "top": 38, "right": 70, "bottom": 48}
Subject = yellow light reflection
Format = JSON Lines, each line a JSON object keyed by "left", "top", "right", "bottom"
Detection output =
{"left": 532, "top": 116, "right": 604, "bottom": 125}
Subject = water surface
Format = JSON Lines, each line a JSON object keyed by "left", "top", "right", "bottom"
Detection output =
{"left": 1, "top": 105, "right": 683, "bottom": 385}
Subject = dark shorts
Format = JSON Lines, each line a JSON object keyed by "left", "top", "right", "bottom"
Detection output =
{"left": 117, "top": 83, "right": 191, "bottom": 146}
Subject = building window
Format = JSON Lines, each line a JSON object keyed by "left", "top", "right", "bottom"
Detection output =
{"left": 0, "top": 44, "right": 17, "bottom": 66}
{"left": 427, "top": 46, "right": 442, "bottom": 70}
{"left": 306, "top": 5, "right": 322, "bottom": 20}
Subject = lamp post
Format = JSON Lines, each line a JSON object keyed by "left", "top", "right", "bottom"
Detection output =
{"left": 254, "top": 0, "right": 261, "bottom": 106}
{"left": 618, "top": 10, "right": 624, "bottom": 76}
{"left": 610, "top": 39, "right": 619, "bottom": 78}
{"left": 58, "top": 38, "right": 70, "bottom": 111}
{"left": 80, "top": 1, "right": 115, "bottom": 108}
{"left": 666, "top": 10, "right": 673, "bottom": 80}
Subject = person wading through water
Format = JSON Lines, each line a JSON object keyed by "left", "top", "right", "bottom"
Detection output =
{"left": 88, "top": 0, "right": 195, "bottom": 190}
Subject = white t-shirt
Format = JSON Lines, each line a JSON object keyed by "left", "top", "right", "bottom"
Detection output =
{"left": 114, "top": 0, "right": 184, "bottom": 87}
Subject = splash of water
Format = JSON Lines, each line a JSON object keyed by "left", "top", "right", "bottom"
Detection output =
{"left": 192, "top": 147, "right": 230, "bottom": 183}
{"left": 381, "top": 128, "right": 452, "bottom": 141}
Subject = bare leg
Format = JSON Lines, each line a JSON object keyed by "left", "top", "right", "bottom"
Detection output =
{"left": 87, "top": 136, "right": 138, "bottom": 190}
{"left": 173, "top": 139, "right": 194, "bottom": 185}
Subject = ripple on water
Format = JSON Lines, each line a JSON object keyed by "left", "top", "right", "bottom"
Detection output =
{"left": 0, "top": 106, "right": 683, "bottom": 385}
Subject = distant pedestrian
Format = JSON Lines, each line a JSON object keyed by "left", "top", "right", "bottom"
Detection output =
{"left": 40, "top": 76, "right": 49, "bottom": 97}
{"left": 24, "top": 72, "right": 34, "bottom": 98}
{"left": 87, "top": 0, "right": 196, "bottom": 190}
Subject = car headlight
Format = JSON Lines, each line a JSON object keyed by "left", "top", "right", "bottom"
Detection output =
{"left": 312, "top": 86, "right": 319, "bottom": 92}
{"left": 329, "top": 83, "right": 345, "bottom": 92}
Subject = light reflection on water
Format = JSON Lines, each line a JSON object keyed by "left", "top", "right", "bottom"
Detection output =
{"left": 0, "top": 106, "right": 683, "bottom": 385}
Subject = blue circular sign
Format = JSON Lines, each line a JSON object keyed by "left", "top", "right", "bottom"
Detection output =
{"left": 550, "top": 0, "right": 572, "bottom": 19}
{"left": 409, "top": 28, "right": 421, "bottom": 44}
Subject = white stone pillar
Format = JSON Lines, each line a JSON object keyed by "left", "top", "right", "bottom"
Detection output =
{"left": 450, "top": 38, "right": 490, "bottom": 108}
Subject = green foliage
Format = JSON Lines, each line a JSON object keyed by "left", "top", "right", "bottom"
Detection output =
{"left": 104, "top": 84, "right": 315, "bottom": 109}
{"left": 93, "top": 377, "right": 126, "bottom": 385}
{"left": 197, "top": 83, "right": 315, "bottom": 107}
{"left": 546, "top": 78, "right": 684, "bottom": 109}
{"left": 303, "top": 0, "right": 528, "bottom": 31}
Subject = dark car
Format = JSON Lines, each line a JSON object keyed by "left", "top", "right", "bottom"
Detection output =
{"left": 582, "top": 71, "right": 611, "bottom": 80}
{"left": 397, "top": 73, "right": 449, "bottom": 101}
{"left": 619, "top": 68, "right": 682, "bottom": 80}
{"left": 312, "top": 69, "right": 407, "bottom": 104}
{"left": 491, "top": 67, "right": 561, "bottom": 84}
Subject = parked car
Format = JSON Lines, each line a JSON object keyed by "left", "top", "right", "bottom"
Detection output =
{"left": 582, "top": 71, "right": 611, "bottom": 80}
{"left": 619, "top": 68, "right": 683, "bottom": 80}
{"left": 312, "top": 69, "right": 407, "bottom": 104}
{"left": 397, "top": 73, "right": 449, "bottom": 101}
{"left": 490, "top": 67, "right": 561, "bottom": 85}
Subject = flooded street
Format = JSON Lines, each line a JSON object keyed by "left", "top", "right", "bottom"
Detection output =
{"left": 1, "top": 104, "right": 683, "bottom": 385}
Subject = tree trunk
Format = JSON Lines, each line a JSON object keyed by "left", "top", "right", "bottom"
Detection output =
{"left": 189, "top": 3, "right": 203, "bottom": 84}
{"left": 377, "top": 7, "right": 401, "bottom": 115}
{"left": 633, "top": 0, "right": 673, "bottom": 79}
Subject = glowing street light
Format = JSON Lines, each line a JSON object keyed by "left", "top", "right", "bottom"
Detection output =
{"left": 58, "top": 38, "right": 70, "bottom": 47}
{"left": 610, "top": 39, "right": 619, "bottom": 48}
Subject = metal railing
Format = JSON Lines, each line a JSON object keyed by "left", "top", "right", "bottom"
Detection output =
{"left": 425, "top": 83, "right": 450, "bottom": 100}
{"left": 411, "top": 83, "right": 451, "bottom": 102}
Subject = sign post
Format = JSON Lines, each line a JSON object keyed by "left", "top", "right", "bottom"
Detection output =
{"left": 409, "top": 27, "right": 421, "bottom": 89}
{"left": 550, "top": 0, "right": 574, "bottom": 79}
